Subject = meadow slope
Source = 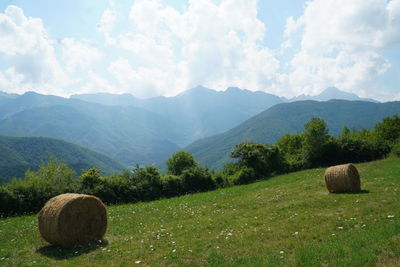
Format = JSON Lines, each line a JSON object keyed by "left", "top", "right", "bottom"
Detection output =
{"left": 0, "top": 158, "right": 399, "bottom": 266}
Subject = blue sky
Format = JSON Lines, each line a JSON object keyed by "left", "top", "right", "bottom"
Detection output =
{"left": 0, "top": 0, "right": 399, "bottom": 101}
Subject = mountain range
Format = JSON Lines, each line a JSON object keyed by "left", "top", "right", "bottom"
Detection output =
{"left": 0, "top": 86, "right": 384, "bottom": 169}
{"left": 0, "top": 136, "right": 124, "bottom": 183}
{"left": 0, "top": 86, "right": 283, "bottom": 166}
{"left": 71, "top": 86, "right": 285, "bottom": 140}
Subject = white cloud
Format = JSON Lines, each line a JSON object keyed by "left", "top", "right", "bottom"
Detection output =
{"left": 79, "top": 70, "right": 117, "bottom": 94}
{"left": 108, "top": 57, "right": 177, "bottom": 98}
{"left": 97, "top": 9, "right": 116, "bottom": 45}
{"left": 382, "top": 0, "right": 400, "bottom": 46}
{"left": 118, "top": 33, "right": 175, "bottom": 68}
{"left": 284, "top": 17, "right": 300, "bottom": 38}
{"left": 61, "top": 38, "right": 101, "bottom": 73}
{"left": 2, "top": 1, "right": 399, "bottom": 101}
{"left": 104, "top": 0, "right": 281, "bottom": 97}
{"left": 284, "top": 0, "right": 400, "bottom": 98}
{"left": 97, "top": 9, "right": 116, "bottom": 34}
{"left": 0, "top": 5, "right": 70, "bottom": 95}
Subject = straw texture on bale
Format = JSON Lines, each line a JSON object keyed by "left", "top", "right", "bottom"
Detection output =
{"left": 324, "top": 163, "right": 361, "bottom": 193}
{"left": 38, "top": 193, "right": 107, "bottom": 247}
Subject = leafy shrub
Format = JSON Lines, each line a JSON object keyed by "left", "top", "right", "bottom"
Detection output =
{"left": 161, "top": 175, "right": 184, "bottom": 197}
{"left": 277, "top": 134, "right": 305, "bottom": 171}
{"left": 228, "top": 167, "right": 256, "bottom": 185}
{"left": 6, "top": 178, "right": 55, "bottom": 214}
{"left": 0, "top": 187, "right": 18, "bottom": 217}
{"left": 303, "top": 118, "right": 329, "bottom": 167}
{"left": 375, "top": 114, "right": 400, "bottom": 145}
{"left": 1, "top": 157, "right": 76, "bottom": 215}
{"left": 211, "top": 172, "right": 229, "bottom": 188}
{"left": 390, "top": 141, "right": 400, "bottom": 157}
{"left": 166, "top": 150, "right": 198, "bottom": 175}
{"left": 79, "top": 168, "right": 101, "bottom": 192}
{"left": 337, "top": 130, "right": 390, "bottom": 163}
{"left": 180, "top": 167, "right": 216, "bottom": 193}
{"left": 132, "top": 166, "right": 163, "bottom": 200}
{"left": 231, "top": 142, "right": 285, "bottom": 178}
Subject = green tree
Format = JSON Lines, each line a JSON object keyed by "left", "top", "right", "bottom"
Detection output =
{"left": 180, "top": 166, "right": 216, "bottom": 193}
{"left": 340, "top": 126, "right": 351, "bottom": 137}
{"left": 276, "top": 133, "right": 305, "bottom": 170}
{"left": 80, "top": 168, "right": 101, "bottom": 191}
{"left": 24, "top": 155, "right": 75, "bottom": 193}
{"left": 3, "top": 156, "right": 76, "bottom": 215}
{"left": 166, "top": 151, "right": 198, "bottom": 175}
{"left": 375, "top": 114, "right": 400, "bottom": 145}
{"left": 228, "top": 166, "right": 256, "bottom": 185}
{"left": 303, "top": 118, "right": 329, "bottom": 166}
{"left": 132, "top": 166, "right": 163, "bottom": 200}
{"left": 230, "top": 142, "right": 284, "bottom": 178}
{"left": 390, "top": 140, "right": 400, "bottom": 157}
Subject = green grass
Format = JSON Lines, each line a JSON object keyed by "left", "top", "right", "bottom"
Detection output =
{"left": 1, "top": 158, "right": 400, "bottom": 266}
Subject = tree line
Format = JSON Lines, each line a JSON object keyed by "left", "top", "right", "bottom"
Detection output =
{"left": 1, "top": 115, "right": 400, "bottom": 217}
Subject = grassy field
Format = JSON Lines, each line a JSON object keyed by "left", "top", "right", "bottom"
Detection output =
{"left": 0, "top": 158, "right": 399, "bottom": 266}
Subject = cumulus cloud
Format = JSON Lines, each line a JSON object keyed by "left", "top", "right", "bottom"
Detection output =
{"left": 284, "top": 0, "right": 400, "bottom": 98}
{"left": 79, "top": 70, "right": 117, "bottom": 94}
{"left": 0, "top": 5, "right": 70, "bottom": 95}
{"left": 2, "top": 1, "right": 399, "bottom": 100}
{"left": 97, "top": 9, "right": 117, "bottom": 45}
{"left": 61, "top": 38, "right": 101, "bottom": 73}
{"left": 104, "top": 0, "right": 281, "bottom": 97}
{"left": 108, "top": 57, "right": 176, "bottom": 97}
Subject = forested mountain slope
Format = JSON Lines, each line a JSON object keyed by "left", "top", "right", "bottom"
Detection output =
{"left": 186, "top": 100, "right": 400, "bottom": 168}
{"left": 0, "top": 136, "right": 124, "bottom": 183}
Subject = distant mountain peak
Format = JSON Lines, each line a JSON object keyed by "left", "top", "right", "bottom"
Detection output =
{"left": 178, "top": 85, "right": 215, "bottom": 97}
{"left": 290, "top": 87, "right": 379, "bottom": 103}
{"left": 22, "top": 91, "right": 40, "bottom": 96}
{"left": 318, "top": 87, "right": 359, "bottom": 100}
{"left": 321, "top": 87, "right": 341, "bottom": 94}
{"left": 226, "top": 87, "right": 242, "bottom": 92}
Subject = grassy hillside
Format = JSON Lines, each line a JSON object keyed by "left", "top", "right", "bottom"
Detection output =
{"left": 186, "top": 100, "right": 400, "bottom": 169}
{"left": 0, "top": 136, "right": 124, "bottom": 181}
{"left": 1, "top": 157, "right": 399, "bottom": 266}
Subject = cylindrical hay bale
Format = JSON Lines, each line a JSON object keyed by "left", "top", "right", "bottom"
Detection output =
{"left": 324, "top": 163, "right": 361, "bottom": 193}
{"left": 38, "top": 193, "right": 107, "bottom": 247}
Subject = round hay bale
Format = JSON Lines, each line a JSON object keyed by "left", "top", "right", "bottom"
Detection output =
{"left": 324, "top": 163, "right": 361, "bottom": 193}
{"left": 38, "top": 193, "right": 107, "bottom": 247}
